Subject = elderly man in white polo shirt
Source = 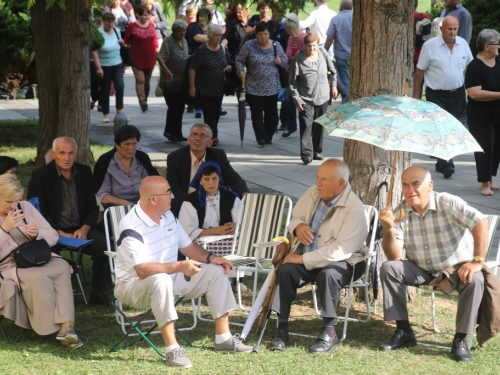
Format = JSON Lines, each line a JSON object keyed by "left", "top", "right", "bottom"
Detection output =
{"left": 299, "top": 0, "right": 337, "bottom": 55}
{"left": 413, "top": 16, "right": 473, "bottom": 179}
{"left": 114, "top": 176, "right": 252, "bottom": 369}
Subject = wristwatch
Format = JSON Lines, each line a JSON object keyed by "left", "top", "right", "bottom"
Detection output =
{"left": 473, "top": 255, "right": 484, "bottom": 263}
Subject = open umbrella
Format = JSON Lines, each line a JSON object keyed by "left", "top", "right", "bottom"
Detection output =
{"left": 315, "top": 94, "right": 483, "bottom": 207}
{"left": 238, "top": 76, "right": 247, "bottom": 148}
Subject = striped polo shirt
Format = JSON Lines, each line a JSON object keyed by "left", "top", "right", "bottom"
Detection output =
{"left": 115, "top": 203, "right": 192, "bottom": 283}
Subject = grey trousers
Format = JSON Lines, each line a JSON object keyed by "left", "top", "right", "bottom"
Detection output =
{"left": 380, "top": 260, "right": 484, "bottom": 334}
{"left": 271, "top": 261, "right": 365, "bottom": 321}
{"left": 115, "top": 264, "right": 237, "bottom": 329}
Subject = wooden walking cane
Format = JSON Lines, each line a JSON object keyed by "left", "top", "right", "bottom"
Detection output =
{"left": 253, "top": 236, "right": 293, "bottom": 352}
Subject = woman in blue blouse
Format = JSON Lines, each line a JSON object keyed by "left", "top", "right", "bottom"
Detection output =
{"left": 236, "top": 21, "right": 287, "bottom": 146}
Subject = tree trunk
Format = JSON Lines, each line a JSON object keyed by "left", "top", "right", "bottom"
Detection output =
{"left": 31, "top": 0, "right": 93, "bottom": 166}
{"left": 31, "top": 1, "right": 60, "bottom": 164}
{"left": 58, "top": 0, "right": 94, "bottom": 165}
{"left": 344, "top": 0, "right": 414, "bottom": 209}
{"left": 346, "top": 0, "right": 417, "bottom": 302}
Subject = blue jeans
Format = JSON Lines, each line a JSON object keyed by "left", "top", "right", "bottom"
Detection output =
{"left": 280, "top": 87, "right": 297, "bottom": 132}
{"left": 335, "top": 57, "right": 350, "bottom": 104}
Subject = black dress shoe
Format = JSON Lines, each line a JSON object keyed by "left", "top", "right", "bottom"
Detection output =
{"left": 258, "top": 140, "right": 266, "bottom": 146}
{"left": 309, "top": 333, "right": 338, "bottom": 354}
{"left": 269, "top": 329, "right": 289, "bottom": 351}
{"left": 163, "top": 133, "right": 179, "bottom": 142}
{"left": 451, "top": 338, "right": 473, "bottom": 362}
{"left": 266, "top": 140, "right": 272, "bottom": 145}
{"left": 89, "top": 289, "right": 111, "bottom": 306}
{"left": 442, "top": 166, "right": 455, "bottom": 178}
{"left": 313, "top": 152, "right": 324, "bottom": 160}
{"left": 302, "top": 157, "right": 312, "bottom": 165}
{"left": 378, "top": 329, "right": 416, "bottom": 351}
{"left": 178, "top": 136, "right": 187, "bottom": 141}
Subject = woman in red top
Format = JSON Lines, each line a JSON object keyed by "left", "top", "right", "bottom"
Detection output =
{"left": 124, "top": 4, "right": 159, "bottom": 112}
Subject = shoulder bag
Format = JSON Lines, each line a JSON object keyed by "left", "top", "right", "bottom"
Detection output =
{"left": 114, "top": 28, "right": 135, "bottom": 67}
{"left": 273, "top": 42, "right": 289, "bottom": 88}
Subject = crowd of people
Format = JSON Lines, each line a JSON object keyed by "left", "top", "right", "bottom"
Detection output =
{"left": 1, "top": 0, "right": 500, "bottom": 370}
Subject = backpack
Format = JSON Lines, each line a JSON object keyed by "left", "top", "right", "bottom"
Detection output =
{"left": 415, "top": 13, "right": 431, "bottom": 49}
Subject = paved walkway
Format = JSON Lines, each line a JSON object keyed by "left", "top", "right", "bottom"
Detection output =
{"left": 1, "top": 67, "right": 499, "bottom": 252}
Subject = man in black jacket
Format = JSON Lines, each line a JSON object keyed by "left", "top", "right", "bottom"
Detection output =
{"left": 27, "top": 137, "right": 110, "bottom": 305}
{"left": 166, "top": 123, "right": 249, "bottom": 217}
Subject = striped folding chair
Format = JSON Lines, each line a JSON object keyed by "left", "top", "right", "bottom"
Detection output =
{"left": 198, "top": 193, "right": 293, "bottom": 313}
{"left": 103, "top": 206, "right": 196, "bottom": 357}
{"left": 417, "top": 214, "right": 500, "bottom": 349}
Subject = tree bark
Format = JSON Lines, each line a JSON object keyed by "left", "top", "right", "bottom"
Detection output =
{"left": 58, "top": 0, "right": 93, "bottom": 165}
{"left": 31, "top": 0, "right": 93, "bottom": 166}
{"left": 31, "top": 1, "right": 60, "bottom": 164}
{"left": 344, "top": 0, "right": 414, "bottom": 209}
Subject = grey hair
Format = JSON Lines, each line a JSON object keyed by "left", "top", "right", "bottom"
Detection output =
{"left": 340, "top": 0, "right": 353, "bottom": 11}
{"left": 190, "top": 123, "right": 213, "bottom": 138}
{"left": 323, "top": 159, "right": 350, "bottom": 182}
{"left": 476, "top": 29, "right": 500, "bottom": 52}
{"left": 283, "top": 13, "right": 300, "bottom": 30}
{"left": 52, "top": 137, "right": 77, "bottom": 151}
{"left": 172, "top": 19, "right": 187, "bottom": 31}
{"left": 431, "top": 17, "right": 443, "bottom": 37}
{"left": 207, "top": 23, "right": 223, "bottom": 38}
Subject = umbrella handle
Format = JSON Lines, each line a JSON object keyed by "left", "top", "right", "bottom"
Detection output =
{"left": 241, "top": 75, "right": 245, "bottom": 89}
{"left": 386, "top": 150, "right": 404, "bottom": 222}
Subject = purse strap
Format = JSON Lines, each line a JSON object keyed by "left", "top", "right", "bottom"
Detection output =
{"left": 113, "top": 28, "right": 121, "bottom": 44}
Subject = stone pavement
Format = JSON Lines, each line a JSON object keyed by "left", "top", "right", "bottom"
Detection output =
{"left": 1, "top": 67, "right": 499, "bottom": 253}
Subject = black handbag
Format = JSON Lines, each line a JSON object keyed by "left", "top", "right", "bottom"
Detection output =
{"left": 114, "top": 29, "right": 134, "bottom": 67}
{"left": 273, "top": 42, "right": 289, "bottom": 88}
{"left": 222, "top": 44, "right": 240, "bottom": 96}
{"left": 12, "top": 239, "right": 52, "bottom": 269}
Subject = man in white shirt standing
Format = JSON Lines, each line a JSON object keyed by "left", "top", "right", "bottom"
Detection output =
{"left": 413, "top": 16, "right": 472, "bottom": 179}
{"left": 299, "top": 0, "right": 337, "bottom": 56}
{"left": 114, "top": 176, "right": 252, "bottom": 369}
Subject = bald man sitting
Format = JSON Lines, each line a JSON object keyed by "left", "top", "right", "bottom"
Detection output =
{"left": 114, "top": 176, "right": 252, "bottom": 368}
{"left": 378, "top": 166, "right": 488, "bottom": 362}
{"left": 269, "top": 159, "right": 368, "bottom": 354}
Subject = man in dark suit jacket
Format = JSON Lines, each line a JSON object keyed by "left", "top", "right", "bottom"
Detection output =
{"left": 27, "top": 137, "right": 110, "bottom": 305}
{"left": 167, "top": 123, "right": 249, "bottom": 217}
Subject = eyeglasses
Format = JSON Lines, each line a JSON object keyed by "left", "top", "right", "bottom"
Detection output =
{"left": 189, "top": 132, "right": 211, "bottom": 139}
{"left": 489, "top": 43, "right": 500, "bottom": 47}
{"left": 150, "top": 191, "right": 172, "bottom": 198}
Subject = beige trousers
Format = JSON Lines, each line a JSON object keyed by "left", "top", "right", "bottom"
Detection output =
{"left": 114, "top": 264, "right": 236, "bottom": 329}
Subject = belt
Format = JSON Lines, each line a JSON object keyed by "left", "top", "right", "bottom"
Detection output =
{"left": 427, "top": 87, "right": 462, "bottom": 93}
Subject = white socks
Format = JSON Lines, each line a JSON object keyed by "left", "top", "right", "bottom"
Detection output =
{"left": 165, "top": 343, "right": 180, "bottom": 353}
{"left": 214, "top": 332, "right": 232, "bottom": 344}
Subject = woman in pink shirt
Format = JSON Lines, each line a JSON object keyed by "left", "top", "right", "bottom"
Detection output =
{"left": 124, "top": 4, "right": 159, "bottom": 112}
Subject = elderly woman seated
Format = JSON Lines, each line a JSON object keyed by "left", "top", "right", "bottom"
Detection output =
{"left": 0, "top": 174, "right": 82, "bottom": 348}
{"left": 94, "top": 125, "right": 159, "bottom": 207}
{"left": 179, "top": 161, "right": 242, "bottom": 256}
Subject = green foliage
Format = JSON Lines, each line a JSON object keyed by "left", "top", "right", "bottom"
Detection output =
{"left": 90, "top": 21, "right": 105, "bottom": 51}
{"left": 462, "top": 0, "right": 500, "bottom": 54}
{"left": 429, "top": 0, "right": 444, "bottom": 20}
{"left": 0, "top": 1, "right": 34, "bottom": 92}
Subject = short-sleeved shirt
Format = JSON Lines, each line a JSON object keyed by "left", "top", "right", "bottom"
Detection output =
{"left": 299, "top": 4, "right": 337, "bottom": 45}
{"left": 465, "top": 57, "right": 500, "bottom": 124}
{"left": 123, "top": 22, "right": 158, "bottom": 70}
{"left": 393, "top": 191, "right": 485, "bottom": 273}
{"left": 235, "top": 39, "right": 287, "bottom": 96}
{"left": 186, "top": 22, "right": 206, "bottom": 55}
{"left": 157, "top": 35, "right": 189, "bottom": 92}
{"left": 416, "top": 34, "right": 473, "bottom": 90}
{"left": 96, "top": 153, "right": 149, "bottom": 204}
{"left": 98, "top": 27, "right": 123, "bottom": 67}
{"left": 327, "top": 9, "right": 353, "bottom": 61}
{"left": 190, "top": 44, "right": 228, "bottom": 97}
{"left": 116, "top": 203, "right": 192, "bottom": 283}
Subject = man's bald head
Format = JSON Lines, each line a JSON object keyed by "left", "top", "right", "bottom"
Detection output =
{"left": 401, "top": 166, "right": 433, "bottom": 215}
{"left": 320, "top": 159, "right": 350, "bottom": 182}
{"left": 140, "top": 176, "right": 169, "bottom": 200}
{"left": 139, "top": 176, "right": 175, "bottom": 219}
{"left": 402, "top": 166, "right": 432, "bottom": 185}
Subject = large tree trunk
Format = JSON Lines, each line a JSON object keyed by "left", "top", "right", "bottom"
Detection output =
{"left": 31, "top": 0, "right": 93, "bottom": 166}
{"left": 31, "top": 1, "right": 60, "bottom": 164}
{"left": 346, "top": 0, "right": 417, "bottom": 302}
{"left": 345, "top": 0, "right": 414, "bottom": 209}
{"left": 58, "top": 0, "right": 93, "bottom": 165}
